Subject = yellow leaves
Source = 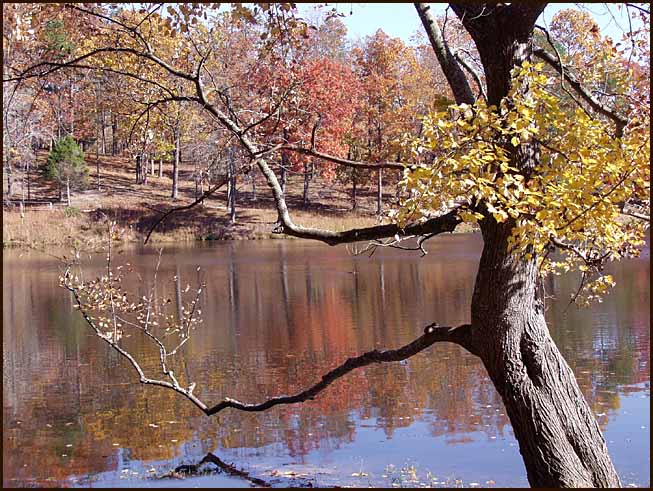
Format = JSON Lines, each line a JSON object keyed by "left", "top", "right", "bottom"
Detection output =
{"left": 397, "top": 61, "right": 649, "bottom": 304}
{"left": 458, "top": 210, "right": 485, "bottom": 223}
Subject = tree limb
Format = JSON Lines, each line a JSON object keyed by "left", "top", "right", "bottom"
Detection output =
{"left": 278, "top": 145, "right": 405, "bottom": 171}
{"left": 453, "top": 51, "right": 487, "bottom": 101}
{"left": 278, "top": 206, "right": 462, "bottom": 245}
{"left": 143, "top": 174, "right": 232, "bottom": 245}
{"left": 414, "top": 3, "right": 475, "bottom": 105}
{"left": 204, "top": 322, "right": 474, "bottom": 415}
{"left": 533, "top": 42, "right": 628, "bottom": 136}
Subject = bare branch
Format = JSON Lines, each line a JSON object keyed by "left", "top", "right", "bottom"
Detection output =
{"left": 279, "top": 207, "right": 462, "bottom": 246}
{"left": 278, "top": 145, "right": 405, "bottom": 171}
{"left": 533, "top": 31, "right": 628, "bottom": 136}
{"left": 143, "top": 174, "right": 233, "bottom": 245}
{"left": 453, "top": 51, "right": 487, "bottom": 101}
{"left": 620, "top": 210, "right": 650, "bottom": 222}
{"left": 354, "top": 233, "right": 439, "bottom": 258}
{"left": 204, "top": 323, "right": 474, "bottom": 415}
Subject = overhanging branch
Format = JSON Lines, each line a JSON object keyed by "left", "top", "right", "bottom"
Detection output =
{"left": 279, "top": 207, "right": 462, "bottom": 245}
{"left": 278, "top": 145, "right": 405, "bottom": 171}
{"left": 204, "top": 322, "right": 473, "bottom": 415}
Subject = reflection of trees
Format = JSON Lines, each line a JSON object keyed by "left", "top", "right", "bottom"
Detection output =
{"left": 544, "top": 255, "right": 650, "bottom": 426}
{"left": 2, "top": 238, "right": 649, "bottom": 486}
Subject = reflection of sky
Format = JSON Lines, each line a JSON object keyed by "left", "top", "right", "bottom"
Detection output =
{"left": 79, "top": 388, "right": 649, "bottom": 488}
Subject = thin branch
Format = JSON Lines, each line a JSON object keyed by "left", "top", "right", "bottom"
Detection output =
{"left": 62, "top": 268, "right": 209, "bottom": 413}
{"left": 533, "top": 31, "right": 628, "bottom": 136}
{"left": 204, "top": 323, "right": 474, "bottom": 415}
{"left": 624, "top": 3, "right": 650, "bottom": 15}
{"left": 143, "top": 174, "right": 232, "bottom": 245}
{"left": 620, "top": 209, "right": 650, "bottom": 222}
{"left": 278, "top": 145, "right": 405, "bottom": 171}
{"left": 453, "top": 51, "right": 487, "bottom": 101}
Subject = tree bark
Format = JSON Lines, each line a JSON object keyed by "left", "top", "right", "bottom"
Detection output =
{"left": 446, "top": 4, "right": 622, "bottom": 487}
{"left": 5, "top": 152, "right": 13, "bottom": 197}
{"left": 376, "top": 168, "right": 382, "bottom": 215}
{"left": 470, "top": 221, "right": 620, "bottom": 487}
{"left": 227, "top": 149, "right": 236, "bottom": 224}
{"left": 111, "top": 112, "right": 118, "bottom": 156}
{"left": 101, "top": 109, "right": 106, "bottom": 154}
{"left": 172, "top": 119, "right": 180, "bottom": 199}
{"left": 135, "top": 155, "right": 141, "bottom": 184}
{"left": 352, "top": 173, "right": 357, "bottom": 211}
{"left": 302, "top": 161, "right": 311, "bottom": 207}
{"left": 66, "top": 176, "right": 71, "bottom": 207}
{"left": 280, "top": 160, "right": 286, "bottom": 194}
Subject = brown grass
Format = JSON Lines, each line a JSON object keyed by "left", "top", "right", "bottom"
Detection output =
{"left": 3, "top": 151, "right": 476, "bottom": 249}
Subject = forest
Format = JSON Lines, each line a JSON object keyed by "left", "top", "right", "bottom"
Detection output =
{"left": 2, "top": 2, "right": 650, "bottom": 489}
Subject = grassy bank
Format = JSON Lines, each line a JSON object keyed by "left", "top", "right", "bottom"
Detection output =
{"left": 3, "top": 152, "right": 477, "bottom": 249}
{"left": 3, "top": 206, "right": 476, "bottom": 249}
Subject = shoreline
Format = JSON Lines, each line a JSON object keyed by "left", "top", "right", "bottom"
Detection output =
{"left": 2, "top": 208, "right": 479, "bottom": 250}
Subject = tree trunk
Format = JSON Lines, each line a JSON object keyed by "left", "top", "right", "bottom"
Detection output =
{"left": 280, "top": 159, "right": 287, "bottom": 194}
{"left": 5, "top": 152, "right": 13, "bottom": 197}
{"left": 101, "top": 109, "right": 106, "bottom": 154}
{"left": 302, "top": 161, "right": 311, "bottom": 207}
{"left": 142, "top": 154, "right": 148, "bottom": 185}
{"left": 95, "top": 86, "right": 101, "bottom": 189}
{"left": 135, "top": 155, "right": 141, "bottom": 184}
{"left": 66, "top": 177, "right": 71, "bottom": 207}
{"left": 27, "top": 161, "right": 31, "bottom": 201}
{"left": 96, "top": 137, "right": 100, "bottom": 190}
{"left": 352, "top": 174, "right": 357, "bottom": 211}
{"left": 172, "top": 121, "right": 180, "bottom": 199}
{"left": 227, "top": 155, "right": 236, "bottom": 224}
{"left": 111, "top": 113, "right": 118, "bottom": 156}
{"left": 376, "top": 168, "right": 382, "bottom": 215}
{"left": 469, "top": 221, "right": 621, "bottom": 487}
{"left": 159, "top": 157, "right": 163, "bottom": 178}
{"left": 280, "top": 128, "right": 289, "bottom": 194}
{"left": 448, "top": 5, "right": 622, "bottom": 486}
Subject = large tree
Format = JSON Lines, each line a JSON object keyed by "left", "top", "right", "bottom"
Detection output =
{"left": 6, "top": 3, "right": 650, "bottom": 487}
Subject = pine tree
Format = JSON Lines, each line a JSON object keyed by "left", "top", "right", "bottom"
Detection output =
{"left": 45, "top": 136, "right": 87, "bottom": 206}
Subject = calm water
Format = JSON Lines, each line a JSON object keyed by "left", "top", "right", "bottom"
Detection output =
{"left": 3, "top": 235, "right": 650, "bottom": 487}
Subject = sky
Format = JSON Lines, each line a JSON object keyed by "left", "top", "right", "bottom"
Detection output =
{"left": 297, "top": 3, "right": 638, "bottom": 45}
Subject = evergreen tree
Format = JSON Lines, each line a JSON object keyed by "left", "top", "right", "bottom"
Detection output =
{"left": 45, "top": 136, "right": 87, "bottom": 205}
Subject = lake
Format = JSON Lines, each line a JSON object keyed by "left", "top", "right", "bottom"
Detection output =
{"left": 3, "top": 234, "right": 650, "bottom": 487}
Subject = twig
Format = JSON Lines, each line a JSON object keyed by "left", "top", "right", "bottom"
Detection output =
{"left": 143, "top": 175, "right": 232, "bottom": 245}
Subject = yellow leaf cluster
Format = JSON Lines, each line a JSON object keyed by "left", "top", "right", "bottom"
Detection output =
{"left": 398, "top": 62, "right": 649, "bottom": 303}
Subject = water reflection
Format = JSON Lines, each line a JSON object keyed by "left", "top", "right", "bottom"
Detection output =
{"left": 3, "top": 235, "right": 650, "bottom": 487}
